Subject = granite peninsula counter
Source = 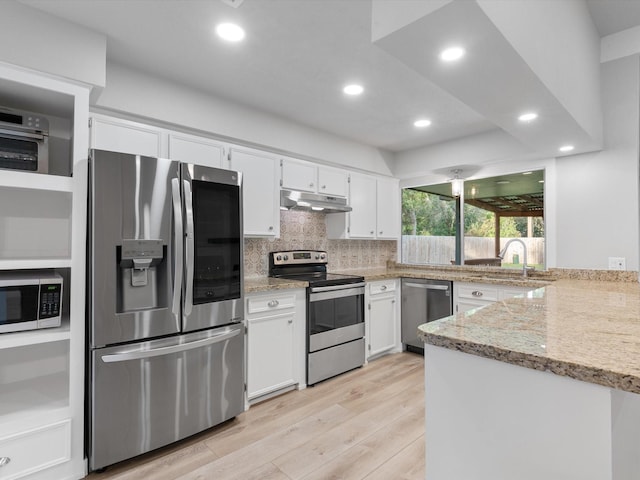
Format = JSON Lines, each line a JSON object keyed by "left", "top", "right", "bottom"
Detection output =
{"left": 418, "top": 279, "right": 640, "bottom": 394}
{"left": 417, "top": 278, "right": 640, "bottom": 480}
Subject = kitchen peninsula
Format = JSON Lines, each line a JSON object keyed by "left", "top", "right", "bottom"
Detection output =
{"left": 418, "top": 278, "right": 640, "bottom": 480}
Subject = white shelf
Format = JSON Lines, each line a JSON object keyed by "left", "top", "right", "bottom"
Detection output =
{"left": 0, "top": 170, "right": 73, "bottom": 192}
{"left": 0, "top": 372, "right": 70, "bottom": 426}
{"left": 0, "top": 324, "right": 70, "bottom": 350}
{"left": 0, "top": 259, "right": 72, "bottom": 270}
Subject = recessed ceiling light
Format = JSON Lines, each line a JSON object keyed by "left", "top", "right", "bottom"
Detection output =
{"left": 343, "top": 84, "right": 364, "bottom": 96}
{"left": 522, "top": 171, "right": 533, "bottom": 175}
{"left": 518, "top": 112, "right": 538, "bottom": 122}
{"left": 559, "top": 145, "right": 575, "bottom": 152}
{"left": 539, "top": 180, "right": 545, "bottom": 183}
{"left": 215, "top": 22, "right": 245, "bottom": 42}
{"left": 496, "top": 180, "right": 510, "bottom": 185}
{"left": 414, "top": 119, "right": 432, "bottom": 128}
{"left": 440, "top": 46, "right": 465, "bottom": 62}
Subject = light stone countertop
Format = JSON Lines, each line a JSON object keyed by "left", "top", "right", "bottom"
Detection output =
{"left": 244, "top": 276, "right": 307, "bottom": 293}
{"left": 418, "top": 279, "right": 640, "bottom": 394}
{"left": 244, "top": 265, "right": 553, "bottom": 293}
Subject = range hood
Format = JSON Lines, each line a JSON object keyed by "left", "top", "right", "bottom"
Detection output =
{"left": 280, "top": 189, "right": 351, "bottom": 213}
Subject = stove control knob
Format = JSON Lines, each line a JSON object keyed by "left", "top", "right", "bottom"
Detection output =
{"left": 315, "top": 254, "right": 320, "bottom": 260}
{"left": 276, "top": 255, "right": 282, "bottom": 261}
{"left": 283, "top": 255, "right": 289, "bottom": 261}
{"left": 320, "top": 253, "right": 326, "bottom": 260}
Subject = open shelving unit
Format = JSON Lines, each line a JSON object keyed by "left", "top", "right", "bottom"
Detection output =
{"left": 0, "top": 63, "right": 89, "bottom": 479}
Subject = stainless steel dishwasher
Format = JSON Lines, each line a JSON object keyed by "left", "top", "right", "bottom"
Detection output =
{"left": 401, "top": 278, "right": 453, "bottom": 352}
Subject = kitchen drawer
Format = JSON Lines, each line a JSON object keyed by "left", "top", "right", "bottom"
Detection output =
{"left": 247, "top": 293, "right": 296, "bottom": 315}
{"left": 0, "top": 419, "right": 70, "bottom": 480}
{"left": 456, "top": 283, "right": 498, "bottom": 302}
{"left": 369, "top": 279, "right": 397, "bottom": 296}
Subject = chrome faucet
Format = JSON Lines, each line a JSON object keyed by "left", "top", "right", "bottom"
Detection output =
{"left": 498, "top": 238, "right": 531, "bottom": 277}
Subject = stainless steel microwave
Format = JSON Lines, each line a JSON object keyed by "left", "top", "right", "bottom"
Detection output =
{"left": 0, "top": 107, "right": 49, "bottom": 174}
{"left": 0, "top": 272, "right": 62, "bottom": 334}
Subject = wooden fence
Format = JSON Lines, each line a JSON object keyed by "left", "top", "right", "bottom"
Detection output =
{"left": 401, "top": 236, "right": 545, "bottom": 265}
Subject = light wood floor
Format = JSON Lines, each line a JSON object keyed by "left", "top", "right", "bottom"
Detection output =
{"left": 86, "top": 352, "right": 425, "bottom": 480}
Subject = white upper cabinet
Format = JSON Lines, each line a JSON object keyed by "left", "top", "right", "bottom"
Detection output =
{"left": 167, "top": 133, "right": 226, "bottom": 168}
{"left": 348, "top": 172, "right": 378, "bottom": 239}
{"left": 326, "top": 172, "right": 399, "bottom": 240}
{"left": 90, "top": 114, "right": 164, "bottom": 157}
{"left": 376, "top": 176, "right": 400, "bottom": 240}
{"left": 228, "top": 146, "right": 281, "bottom": 238}
{"left": 281, "top": 158, "right": 348, "bottom": 197}
{"left": 317, "top": 166, "right": 348, "bottom": 197}
{"left": 281, "top": 158, "right": 317, "bottom": 193}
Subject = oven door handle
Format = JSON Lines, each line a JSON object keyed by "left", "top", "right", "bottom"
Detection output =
{"left": 309, "top": 282, "right": 366, "bottom": 293}
{"left": 0, "top": 127, "right": 46, "bottom": 141}
{"left": 309, "top": 285, "right": 365, "bottom": 302}
{"left": 403, "top": 282, "right": 450, "bottom": 291}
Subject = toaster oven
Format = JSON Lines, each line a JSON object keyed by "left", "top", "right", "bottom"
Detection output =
{"left": 0, "top": 107, "right": 49, "bottom": 174}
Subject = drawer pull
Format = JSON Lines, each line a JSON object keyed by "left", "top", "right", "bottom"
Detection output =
{"left": 472, "top": 291, "right": 483, "bottom": 297}
{"left": 380, "top": 285, "right": 387, "bottom": 291}
{"left": 268, "top": 300, "right": 279, "bottom": 308}
{"left": 0, "top": 457, "right": 10, "bottom": 467}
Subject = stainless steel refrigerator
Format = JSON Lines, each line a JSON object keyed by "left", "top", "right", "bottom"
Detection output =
{"left": 87, "top": 150, "right": 245, "bottom": 471}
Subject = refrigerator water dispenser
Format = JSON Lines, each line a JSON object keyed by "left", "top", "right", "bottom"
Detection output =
{"left": 117, "top": 239, "right": 166, "bottom": 312}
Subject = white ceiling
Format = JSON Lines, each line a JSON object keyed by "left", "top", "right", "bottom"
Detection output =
{"left": 18, "top": 0, "right": 640, "bottom": 154}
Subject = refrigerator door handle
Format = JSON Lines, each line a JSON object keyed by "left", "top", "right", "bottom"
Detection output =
{"left": 100, "top": 328, "right": 241, "bottom": 363}
{"left": 171, "top": 178, "right": 183, "bottom": 318}
{"left": 183, "top": 178, "right": 195, "bottom": 316}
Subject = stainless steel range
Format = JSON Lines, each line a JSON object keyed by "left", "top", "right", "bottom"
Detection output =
{"left": 269, "top": 250, "right": 365, "bottom": 385}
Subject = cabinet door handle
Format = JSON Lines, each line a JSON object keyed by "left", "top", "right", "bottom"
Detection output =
{"left": 321, "top": 184, "right": 326, "bottom": 189}
{"left": 379, "top": 231, "right": 383, "bottom": 235}
{"left": 370, "top": 230, "right": 374, "bottom": 234}
{"left": 288, "top": 318, "right": 293, "bottom": 324}
{"left": 472, "top": 291, "right": 483, "bottom": 297}
{"left": 309, "top": 182, "right": 314, "bottom": 187}
{"left": 268, "top": 300, "right": 279, "bottom": 308}
{"left": 0, "top": 457, "right": 10, "bottom": 467}
{"left": 268, "top": 226, "right": 274, "bottom": 231}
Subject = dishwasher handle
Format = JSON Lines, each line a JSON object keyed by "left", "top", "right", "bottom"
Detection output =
{"left": 100, "top": 328, "right": 241, "bottom": 363}
{"left": 403, "top": 282, "right": 450, "bottom": 291}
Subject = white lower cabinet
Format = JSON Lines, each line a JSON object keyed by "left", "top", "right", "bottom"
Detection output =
{"left": 0, "top": 420, "right": 71, "bottom": 480}
{"left": 246, "top": 289, "right": 305, "bottom": 403}
{"left": 454, "top": 282, "right": 533, "bottom": 313}
{"left": 366, "top": 279, "right": 401, "bottom": 360}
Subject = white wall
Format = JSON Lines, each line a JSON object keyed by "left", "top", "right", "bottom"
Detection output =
{"left": 0, "top": 1, "right": 106, "bottom": 87}
{"left": 555, "top": 55, "right": 639, "bottom": 270}
{"left": 93, "top": 63, "right": 394, "bottom": 176}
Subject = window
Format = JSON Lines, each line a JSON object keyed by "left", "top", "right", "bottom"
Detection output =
{"left": 401, "top": 170, "right": 545, "bottom": 269}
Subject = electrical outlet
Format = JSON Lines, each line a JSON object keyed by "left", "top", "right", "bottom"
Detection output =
{"left": 608, "top": 257, "right": 626, "bottom": 271}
